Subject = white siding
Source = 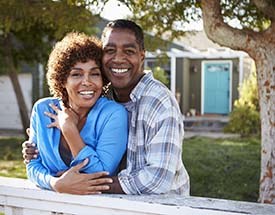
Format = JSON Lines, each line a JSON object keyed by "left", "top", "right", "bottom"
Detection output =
{"left": 0, "top": 74, "right": 32, "bottom": 130}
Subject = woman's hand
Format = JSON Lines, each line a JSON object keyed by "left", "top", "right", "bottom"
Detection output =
{"left": 50, "top": 159, "right": 113, "bottom": 195}
{"left": 45, "top": 103, "right": 85, "bottom": 157}
{"left": 44, "top": 103, "right": 79, "bottom": 132}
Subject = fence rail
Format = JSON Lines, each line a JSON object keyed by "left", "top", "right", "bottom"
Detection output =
{"left": 0, "top": 176, "right": 274, "bottom": 215}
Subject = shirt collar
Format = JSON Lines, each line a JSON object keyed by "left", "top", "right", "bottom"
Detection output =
{"left": 130, "top": 72, "right": 153, "bottom": 102}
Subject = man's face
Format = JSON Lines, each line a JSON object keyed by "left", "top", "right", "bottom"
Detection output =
{"left": 102, "top": 28, "right": 145, "bottom": 101}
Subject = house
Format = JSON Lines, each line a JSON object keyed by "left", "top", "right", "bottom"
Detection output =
{"left": 144, "top": 31, "right": 253, "bottom": 116}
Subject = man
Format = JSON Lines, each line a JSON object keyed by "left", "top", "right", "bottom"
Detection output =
{"left": 23, "top": 19, "right": 190, "bottom": 195}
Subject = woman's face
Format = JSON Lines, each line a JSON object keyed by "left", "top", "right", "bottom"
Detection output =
{"left": 64, "top": 60, "right": 103, "bottom": 112}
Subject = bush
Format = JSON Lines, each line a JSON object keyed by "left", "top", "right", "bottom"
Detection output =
{"left": 152, "top": 66, "right": 169, "bottom": 86}
{"left": 225, "top": 63, "right": 260, "bottom": 137}
{"left": 224, "top": 106, "right": 260, "bottom": 137}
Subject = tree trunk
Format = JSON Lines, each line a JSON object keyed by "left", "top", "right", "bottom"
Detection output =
{"left": 256, "top": 52, "right": 275, "bottom": 203}
{"left": 201, "top": 0, "right": 275, "bottom": 203}
{"left": 3, "top": 34, "right": 30, "bottom": 137}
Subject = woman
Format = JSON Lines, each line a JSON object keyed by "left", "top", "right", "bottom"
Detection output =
{"left": 26, "top": 32, "right": 128, "bottom": 191}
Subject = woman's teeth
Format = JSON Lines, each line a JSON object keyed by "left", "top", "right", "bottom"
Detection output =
{"left": 79, "top": 91, "right": 94, "bottom": 95}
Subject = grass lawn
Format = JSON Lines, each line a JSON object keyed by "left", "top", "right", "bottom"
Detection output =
{"left": 0, "top": 136, "right": 260, "bottom": 202}
{"left": 183, "top": 136, "right": 260, "bottom": 202}
{"left": 0, "top": 137, "right": 26, "bottom": 178}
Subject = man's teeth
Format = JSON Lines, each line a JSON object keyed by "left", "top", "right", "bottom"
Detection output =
{"left": 79, "top": 91, "right": 94, "bottom": 95}
{"left": 112, "top": 68, "right": 128, "bottom": 73}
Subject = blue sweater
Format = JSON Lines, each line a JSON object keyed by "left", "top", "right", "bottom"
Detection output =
{"left": 27, "top": 97, "right": 128, "bottom": 190}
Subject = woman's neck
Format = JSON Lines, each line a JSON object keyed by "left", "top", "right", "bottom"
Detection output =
{"left": 70, "top": 106, "right": 89, "bottom": 120}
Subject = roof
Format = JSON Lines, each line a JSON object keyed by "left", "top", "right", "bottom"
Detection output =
{"left": 174, "top": 30, "right": 225, "bottom": 51}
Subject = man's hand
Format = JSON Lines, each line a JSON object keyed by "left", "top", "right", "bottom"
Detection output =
{"left": 22, "top": 140, "right": 38, "bottom": 164}
{"left": 50, "top": 159, "right": 113, "bottom": 195}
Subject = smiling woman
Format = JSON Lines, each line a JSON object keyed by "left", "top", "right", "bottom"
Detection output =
{"left": 64, "top": 60, "right": 103, "bottom": 115}
{"left": 25, "top": 32, "right": 128, "bottom": 193}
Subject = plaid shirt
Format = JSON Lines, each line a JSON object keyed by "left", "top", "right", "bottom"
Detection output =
{"left": 118, "top": 72, "right": 190, "bottom": 195}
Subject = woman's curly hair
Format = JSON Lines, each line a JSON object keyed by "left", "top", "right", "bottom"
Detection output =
{"left": 46, "top": 32, "right": 106, "bottom": 107}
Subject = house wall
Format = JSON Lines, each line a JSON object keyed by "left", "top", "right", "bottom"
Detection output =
{"left": 189, "top": 59, "right": 202, "bottom": 114}
{"left": 183, "top": 59, "right": 191, "bottom": 114}
{"left": 175, "top": 58, "right": 184, "bottom": 110}
{"left": 231, "top": 58, "right": 240, "bottom": 107}
{"left": 176, "top": 58, "right": 191, "bottom": 114}
{"left": 0, "top": 74, "right": 32, "bottom": 130}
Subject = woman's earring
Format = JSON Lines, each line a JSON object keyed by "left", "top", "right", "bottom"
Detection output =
{"left": 102, "top": 82, "right": 111, "bottom": 97}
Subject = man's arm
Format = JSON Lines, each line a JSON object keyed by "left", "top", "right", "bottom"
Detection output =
{"left": 117, "top": 104, "right": 189, "bottom": 195}
{"left": 103, "top": 176, "right": 125, "bottom": 194}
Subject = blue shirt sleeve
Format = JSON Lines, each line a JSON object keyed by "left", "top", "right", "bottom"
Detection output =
{"left": 26, "top": 102, "right": 53, "bottom": 190}
{"left": 27, "top": 156, "right": 53, "bottom": 190}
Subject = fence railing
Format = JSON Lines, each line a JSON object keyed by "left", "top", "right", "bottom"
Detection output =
{"left": 0, "top": 176, "right": 274, "bottom": 215}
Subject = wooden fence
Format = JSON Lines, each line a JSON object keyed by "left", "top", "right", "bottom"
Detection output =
{"left": 1, "top": 176, "right": 274, "bottom": 215}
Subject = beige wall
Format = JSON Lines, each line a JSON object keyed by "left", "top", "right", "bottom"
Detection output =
{"left": 0, "top": 74, "right": 32, "bottom": 130}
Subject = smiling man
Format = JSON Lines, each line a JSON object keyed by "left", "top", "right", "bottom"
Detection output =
{"left": 101, "top": 24, "right": 145, "bottom": 103}
{"left": 23, "top": 19, "right": 190, "bottom": 195}
{"left": 98, "top": 20, "right": 190, "bottom": 195}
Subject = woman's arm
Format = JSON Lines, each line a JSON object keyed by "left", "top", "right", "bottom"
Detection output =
{"left": 47, "top": 102, "right": 128, "bottom": 176}
{"left": 26, "top": 102, "right": 53, "bottom": 190}
{"left": 45, "top": 103, "right": 86, "bottom": 157}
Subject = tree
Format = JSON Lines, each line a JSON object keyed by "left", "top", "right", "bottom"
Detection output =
{"left": 120, "top": 0, "right": 275, "bottom": 203}
{"left": 0, "top": 0, "right": 99, "bottom": 136}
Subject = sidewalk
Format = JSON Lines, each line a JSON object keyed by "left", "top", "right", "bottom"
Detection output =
{"left": 184, "top": 131, "right": 239, "bottom": 139}
{"left": 0, "top": 129, "right": 24, "bottom": 139}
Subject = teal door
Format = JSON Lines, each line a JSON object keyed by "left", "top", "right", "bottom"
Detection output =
{"left": 203, "top": 62, "right": 230, "bottom": 114}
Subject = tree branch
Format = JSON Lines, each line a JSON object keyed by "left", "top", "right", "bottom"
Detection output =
{"left": 200, "top": 0, "right": 261, "bottom": 54}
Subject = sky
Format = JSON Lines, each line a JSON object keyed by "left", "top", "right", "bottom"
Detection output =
{"left": 100, "top": 0, "right": 131, "bottom": 20}
{"left": 99, "top": 0, "right": 203, "bottom": 31}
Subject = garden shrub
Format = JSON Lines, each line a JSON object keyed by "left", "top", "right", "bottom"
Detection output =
{"left": 152, "top": 66, "right": 169, "bottom": 87}
{"left": 224, "top": 106, "right": 260, "bottom": 137}
{"left": 224, "top": 63, "right": 260, "bottom": 137}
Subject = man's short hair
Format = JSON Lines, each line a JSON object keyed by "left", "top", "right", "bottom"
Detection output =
{"left": 102, "top": 19, "right": 145, "bottom": 51}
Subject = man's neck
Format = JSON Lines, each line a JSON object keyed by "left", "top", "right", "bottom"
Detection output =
{"left": 113, "top": 90, "right": 131, "bottom": 103}
{"left": 113, "top": 72, "right": 146, "bottom": 103}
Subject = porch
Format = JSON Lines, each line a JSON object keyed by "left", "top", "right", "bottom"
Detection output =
{"left": 184, "top": 115, "right": 229, "bottom": 132}
{"left": 1, "top": 176, "right": 274, "bottom": 215}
